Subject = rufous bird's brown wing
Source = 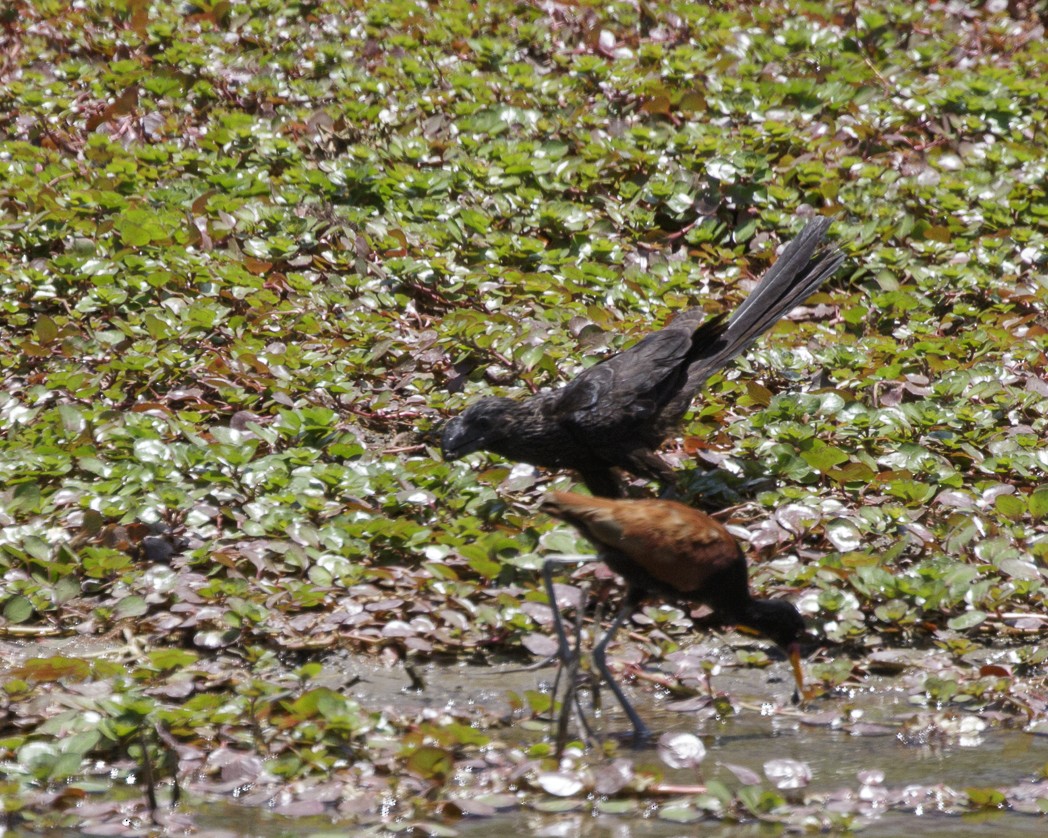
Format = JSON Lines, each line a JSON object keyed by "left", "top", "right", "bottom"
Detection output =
{"left": 542, "top": 493, "right": 739, "bottom": 593}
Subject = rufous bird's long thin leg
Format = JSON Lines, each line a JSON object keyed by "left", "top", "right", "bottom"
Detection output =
{"left": 541, "top": 557, "right": 577, "bottom": 665}
{"left": 592, "top": 589, "right": 651, "bottom": 742}
{"left": 542, "top": 557, "right": 598, "bottom": 748}
{"left": 553, "top": 582, "right": 598, "bottom": 751}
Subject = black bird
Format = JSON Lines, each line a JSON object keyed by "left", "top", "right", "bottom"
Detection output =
{"left": 442, "top": 217, "right": 844, "bottom": 497}
{"left": 540, "top": 491, "right": 808, "bottom": 739}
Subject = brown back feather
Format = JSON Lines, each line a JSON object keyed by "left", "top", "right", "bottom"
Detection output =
{"left": 540, "top": 492, "right": 741, "bottom": 593}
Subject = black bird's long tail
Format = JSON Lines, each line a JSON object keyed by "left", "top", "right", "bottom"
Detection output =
{"left": 681, "top": 216, "right": 844, "bottom": 395}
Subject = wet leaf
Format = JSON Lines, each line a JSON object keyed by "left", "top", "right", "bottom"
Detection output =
{"left": 531, "top": 798, "right": 584, "bottom": 813}
{"left": 825, "top": 520, "right": 862, "bottom": 552}
{"left": 114, "top": 596, "right": 149, "bottom": 619}
{"left": 658, "top": 732, "right": 706, "bottom": 769}
{"left": 13, "top": 657, "right": 91, "bottom": 683}
{"left": 947, "top": 610, "right": 987, "bottom": 631}
{"left": 3, "top": 595, "right": 34, "bottom": 623}
{"left": 800, "top": 444, "right": 849, "bottom": 474}
{"left": 521, "top": 633, "right": 558, "bottom": 657}
{"left": 966, "top": 787, "right": 1006, "bottom": 808}
{"left": 1029, "top": 488, "right": 1048, "bottom": 520}
{"left": 406, "top": 747, "right": 454, "bottom": 780}
{"left": 595, "top": 799, "right": 639, "bottom": 815}
{"left": 658, "top": 803, "right": 704, "bottom": 822}
{"left": 721, "top": 763, "right": 762, "bottom": 785}
{"left": 764, "top": 758, "right": 812, "bottom": 790}
{"left": 536, "top": 771, "right": 585, "bottom": 797}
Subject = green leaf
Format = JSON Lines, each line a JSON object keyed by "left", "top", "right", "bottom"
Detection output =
{"left": 62, "top": 729, "right": 101, "bottom": 757}
{"left": 1029, "top": 487, "right": 1048, "bottom": 520}
{"left": 826, "top": 461, "right": 875, "bottom": 483}
{"left": 800, "top": 444, "right": 849, "bottom": 473}
{"left": 34, "top": 315, "right": 58, "bottom": 344}
{"left": 994, "top": 493, "right": 1026, "bottom": 520}
{"left": 523, "top": 690, "right": 552, "bottom": 714}
{"left": 48, "top": 751, "right": 84, "bottom": 782}
{"left": 114, "top": 596, "right": 149, "bottom": 618}
{"left": 885, "top": 479, "right": 936, "bottom": 504}
{"left": 466, "top": 554, "right": 503, "bottom": 580}
{"left": 147, "top": 649, "right": 199, "bottom": 670}
{"left": 3, "top": 596, "right": 34, "bottom": 623}
{"left": 57, "top": 403, "right": 85, "bottom": 434}
{"left": 658, "top": 804, "right": 703, "bottom": 823}
{"left": 947, "top": 610, "right": 987, "bottom": 631}
{"left": 966, "top": 787, "right": 1006, "bottom": 807}
{"left": 405, "top": 746, "right": 453, "bottom": 779}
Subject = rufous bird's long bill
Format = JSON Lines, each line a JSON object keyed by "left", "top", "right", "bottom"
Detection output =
{"left": 788, "top": 642, "right": 810, "bottom": 702}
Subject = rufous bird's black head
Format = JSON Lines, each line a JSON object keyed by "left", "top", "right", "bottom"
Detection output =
{"left": 741, "top": 598, "right": 807, "bottom": 651}
{"left": 441, "top": 397, "right": 518, "bottom": 460}
{"left": 740, "top": 598, "right": 810, "bottom": 700}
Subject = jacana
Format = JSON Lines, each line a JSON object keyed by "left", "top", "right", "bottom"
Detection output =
{"left": 540, "top": 491, "right": 809, "bottom": 740}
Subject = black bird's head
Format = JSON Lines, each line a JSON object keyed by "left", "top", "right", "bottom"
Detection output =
{"left": 441, "top": 397, "right": 518, "bottom": 460}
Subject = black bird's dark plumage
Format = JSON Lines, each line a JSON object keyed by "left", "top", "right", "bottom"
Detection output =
{"left": 442, "top": 217, "right": 845, "bottom": 496}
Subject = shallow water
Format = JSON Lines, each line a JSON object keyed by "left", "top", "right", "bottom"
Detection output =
{"left": 328, "top": 648, "right": 1048, "bottom": 836}
{"left": 7, "top": 641, "right": 1045, "bottom": 836}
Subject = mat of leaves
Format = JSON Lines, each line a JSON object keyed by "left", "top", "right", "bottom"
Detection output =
{"left": 2, "top": 0, "right": 1047, "bottom": 832}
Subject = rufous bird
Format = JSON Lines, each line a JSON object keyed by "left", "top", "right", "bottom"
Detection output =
{"left": 540, "top": 491, "right": 808, "bottom": 739}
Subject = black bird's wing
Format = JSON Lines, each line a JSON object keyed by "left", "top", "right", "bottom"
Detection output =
{"left": 552, "top": 312, "right": 727, "bottom": 439}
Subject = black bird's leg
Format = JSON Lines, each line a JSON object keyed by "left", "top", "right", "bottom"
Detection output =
{"left": 577, "top": 466, "right": 625, "bottom": 499}
{"left": 624, "top": 450, "right": 681, "bottom": 499}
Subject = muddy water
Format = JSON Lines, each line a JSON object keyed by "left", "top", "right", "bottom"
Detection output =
{"left": 324, "top": 648, "right": 1047, "bottom": 837}
{"left": 178, "top": 646, "right": 1047, "bottom": 837}
{"left": 8, "top": 639, "right": 1043, "bottom": 836}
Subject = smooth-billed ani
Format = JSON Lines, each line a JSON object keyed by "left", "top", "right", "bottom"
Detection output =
{"left": 442, "top": 217, "right": 844, "bottom": 497}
